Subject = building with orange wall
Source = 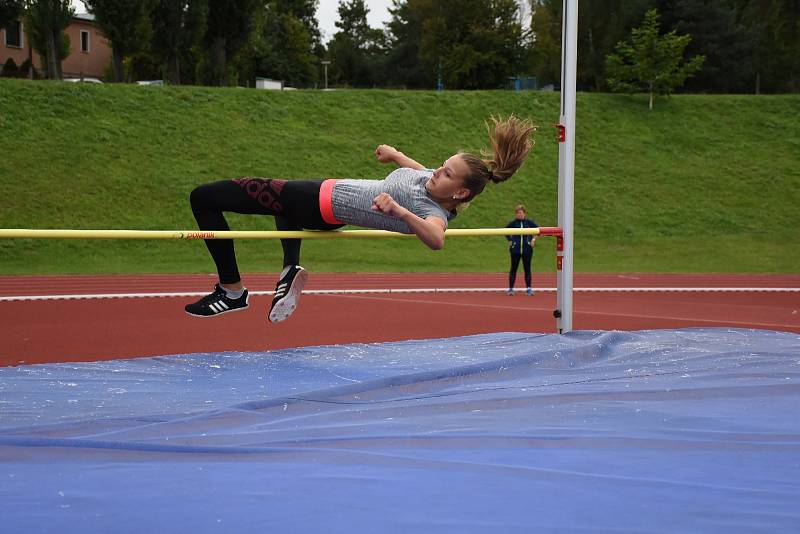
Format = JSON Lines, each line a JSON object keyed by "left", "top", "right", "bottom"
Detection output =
{"left": 1, "top": 13, "right": 112, "bottom": 79}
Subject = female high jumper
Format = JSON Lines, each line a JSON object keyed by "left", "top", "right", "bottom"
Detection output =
{"left": 185, "top": 115, "right": 535, "bottom": 323}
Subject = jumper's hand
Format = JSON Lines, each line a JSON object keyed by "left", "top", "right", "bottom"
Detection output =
{"left": 375, "top": 144, "right": 399, "bottom": 164}
{"left": 371, "top": 193, "right": 406, "bottom": 218}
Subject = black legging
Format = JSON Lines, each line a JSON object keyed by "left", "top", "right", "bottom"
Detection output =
{"left": 189, "top": 178, "right": 343, "bottom": 284}
{"left": 509, "top": 250, "right": 533, "bottom": 289}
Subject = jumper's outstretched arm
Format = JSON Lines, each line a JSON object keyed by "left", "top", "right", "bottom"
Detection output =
{"left": 374, "top": 144, "right": 426, "bottom": 171}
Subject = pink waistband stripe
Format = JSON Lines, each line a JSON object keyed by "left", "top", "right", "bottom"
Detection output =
{"left": 319, "top": 179, "right": 343, "bottom": 225}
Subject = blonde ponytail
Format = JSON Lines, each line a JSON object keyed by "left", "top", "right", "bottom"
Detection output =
{"left": 482, "top": 115, "right": 536, "bottom": 183}
{"left": 459, "top": 115, "right": 536, "bottom": 202}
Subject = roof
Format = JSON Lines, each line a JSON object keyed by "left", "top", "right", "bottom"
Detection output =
{"left": 73, "top": 13, "right": 96, "bottom": 22}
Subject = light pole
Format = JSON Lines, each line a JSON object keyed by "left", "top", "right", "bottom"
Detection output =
{"left": 321, "top": 60, "right": 330, "bottom": 90}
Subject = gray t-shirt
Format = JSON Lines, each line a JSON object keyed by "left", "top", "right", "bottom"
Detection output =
{"left": 331, "top": 167, "right": 455, "bottom": 234}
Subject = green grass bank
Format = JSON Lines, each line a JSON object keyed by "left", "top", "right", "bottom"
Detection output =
{"left": 0, "top": 79, "right": 798, "bottom": 275}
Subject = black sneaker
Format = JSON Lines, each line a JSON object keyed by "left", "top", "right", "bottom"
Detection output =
{"left": 185, "top": 284, "right": 249, "bottom": 317}
{"left": 268, "top": 265, "right": 307, "bottom": 323}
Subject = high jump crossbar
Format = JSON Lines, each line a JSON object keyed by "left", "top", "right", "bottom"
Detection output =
{"left": 0, "top": 228, "right": 562, "bottom": 240}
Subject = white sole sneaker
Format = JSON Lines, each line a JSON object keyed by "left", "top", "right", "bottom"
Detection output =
{"left": 184, "top": 286, "right": 250, "bottom": 318}
{"left": 268, "top": 267, "right": 307, "bottom": 323}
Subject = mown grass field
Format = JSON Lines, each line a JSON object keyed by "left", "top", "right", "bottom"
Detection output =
{"left": 0, "top": 79, "right": 798, "bottom": 275}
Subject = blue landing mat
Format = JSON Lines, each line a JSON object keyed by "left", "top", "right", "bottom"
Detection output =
{"left": 1, "top": 328, "right": 799, "bottom": 533}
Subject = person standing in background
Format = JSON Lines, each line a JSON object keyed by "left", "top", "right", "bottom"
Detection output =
{"left": 505, "top": 205, "right": 538, "bottom": 295}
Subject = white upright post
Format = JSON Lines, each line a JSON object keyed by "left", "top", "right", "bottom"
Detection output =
{"left": 556, "top": 0, "right": 578, "bottom": 333}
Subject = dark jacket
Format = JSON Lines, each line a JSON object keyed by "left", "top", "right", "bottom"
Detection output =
{"left": 506, "top": 218, "right": 538, "bottom": 254}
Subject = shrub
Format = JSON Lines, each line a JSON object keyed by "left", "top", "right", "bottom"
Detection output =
{"left": 1, "top": 57, "right": 19, "bottom": 77}
{"left": 17, "top": 59, "right": 36, "bottom": 78}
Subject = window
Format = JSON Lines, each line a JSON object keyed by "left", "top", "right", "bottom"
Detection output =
{"left": 80, "top": 30, "right": 90, "bottom": 53}
{"left": 5, "top": 21, "right": 22, "bottom": 48}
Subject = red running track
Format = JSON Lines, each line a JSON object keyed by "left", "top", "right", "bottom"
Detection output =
{"left": 1, "top": 273, "right": 798, "bottom": 366}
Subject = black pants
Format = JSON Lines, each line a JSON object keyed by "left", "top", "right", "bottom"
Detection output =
{"left": 189, "top": 178, "right": 343, "bottom": 284}
{"left": 509, "top": 250, "right": 533, "bottom": 289}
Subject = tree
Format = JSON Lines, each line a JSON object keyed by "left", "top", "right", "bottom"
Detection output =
{"left": 524, "top": 0, "right": 654, "bottom": 91}
{"left": 202, "top": 0, "right": 259, "bottom": 86}
{"left": 84, "top": 0, "right": 154, "bottom": 82}
{"left": 150, "top": 0, "right": 207, "bottom": 84}
{"left": 524, "top": 0, "right": 561, "bottom": 88}
{"left": 606, "top": 9, "right": 705, "bottom": 109}
{"left": 0, "top": 0, "right": 24, "bottom": 28}
{"left": 385, "top": 0, "right": 428, "bottom": 88}
{"left": 578, "top": 0, "right": 654, "bottom": 90}
{"left": 245, "top": 0, "right": 321, "bottom": 88}
{"left": 657, "top": 0, "right": 758, "bottom": 93}
{"left": 387, "top": 0, "right": 525, "bottom": 90}
{"left": 335, "top": 0, "right": 370, "bottom": 45}
{"left": 735, "top": 0, "right": 800, "bottom": 92}
{"left": 272, "top": 0, "right": 322, "bottom": 49}
{"left": 24, "top": 0, "right": 73, "bottom": 80}
{"left": 328, "top": 0, "right": 387, "bottom": 87}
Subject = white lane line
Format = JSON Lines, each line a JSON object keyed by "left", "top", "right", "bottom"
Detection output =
{"left": 0, "top": 286, "right": 798, "bottom": 302}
